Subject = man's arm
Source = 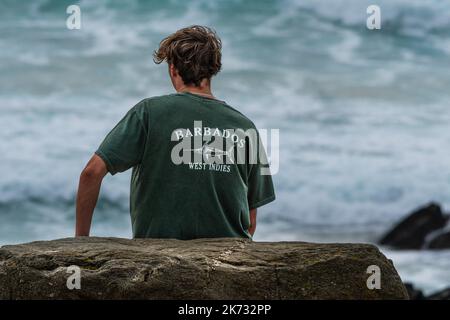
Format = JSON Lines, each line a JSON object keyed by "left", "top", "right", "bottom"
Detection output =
{"left": 248, "top": 208, "right": 257, "bottom": 236}
{"left": 75, "top": 154, "right": 108, "bottom": 236}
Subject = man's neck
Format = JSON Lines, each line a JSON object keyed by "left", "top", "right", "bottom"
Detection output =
{"left": 177, "top": 81, "right": 214, "bottom": 99}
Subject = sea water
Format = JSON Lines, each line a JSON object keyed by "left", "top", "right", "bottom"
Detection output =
{"left": 0, "top": 0, "right": 449, "bottom": 294}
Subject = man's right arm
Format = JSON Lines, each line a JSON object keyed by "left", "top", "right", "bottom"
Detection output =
{"left": 248, "top": 208, "right": 257, "bottom": 236}
{"left": 246, "top": 128, "right": 276, "bottom": 237}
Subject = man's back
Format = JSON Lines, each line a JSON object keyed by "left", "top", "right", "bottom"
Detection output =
{"left": 75, "top": 26, "right": 275, "bottom": 239}
{"left": 95, "top": 92, "right": 275, "bottom": 239}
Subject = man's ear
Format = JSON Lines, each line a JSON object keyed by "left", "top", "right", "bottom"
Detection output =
{"left": 169, "top": 64, "right": 177, "bottom": 78}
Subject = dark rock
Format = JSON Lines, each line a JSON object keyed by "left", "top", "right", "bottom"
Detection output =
{"left": 404, "top": 282, "right": 424, "bottom": 300}
{"left": 426, "top": 287, "right": 450, "bottom": 300}
{"left": 0, "top": 237, "right": 408, "bottom": 300}
{"left": 379, "top": 203, "right": 449, "bottom": 249}
{"left": 427, "top": 231, "right": 450, "bottom": 249}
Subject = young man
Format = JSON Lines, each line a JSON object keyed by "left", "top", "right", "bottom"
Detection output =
{"left": 76, "top": 25, "right": 275, "bottom": 240}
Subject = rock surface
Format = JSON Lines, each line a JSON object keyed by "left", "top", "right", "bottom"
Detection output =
{"left": 405, "top": 283, "right": 450, "bottom": 300}
{"left": 426, "top": 287, "right": 450, "bottom": 300}
{"left": 379, "top": 203, "right": 449, "bottom": 249}
{"left": 404, "top": 282, "right": 424, "bottom": 300}
{"left": 427, "top": 231, "right": 450, "bottom": 249}
{"left": 0, "top": 237, "right": 408, "bottom": 300}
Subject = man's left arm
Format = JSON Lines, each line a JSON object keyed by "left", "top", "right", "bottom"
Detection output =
{"left": 75, "top": 154, "right": 108, "bottom": 236}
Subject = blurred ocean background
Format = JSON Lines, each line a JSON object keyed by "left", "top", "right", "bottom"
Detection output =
{"left": 1, "top": 0, "right": 450, "bottom": 294}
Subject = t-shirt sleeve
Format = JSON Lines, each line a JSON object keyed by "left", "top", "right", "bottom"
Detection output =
{"left": 247, "top": 131, "right": 276, "bottom": 209}
{"left": 95, "top": 106, "right": 148, "bottom": 175}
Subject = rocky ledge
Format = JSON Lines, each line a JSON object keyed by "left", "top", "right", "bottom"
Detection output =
{"left": 0, "top": 237, "right": 408, "bottom": 300}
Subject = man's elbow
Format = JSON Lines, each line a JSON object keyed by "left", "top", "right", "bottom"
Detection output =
{"left": 79, "top": 165, "right": 104, "bottom": 182}
{"left": 79, "top": 154, "right": 108, "bottom": 182}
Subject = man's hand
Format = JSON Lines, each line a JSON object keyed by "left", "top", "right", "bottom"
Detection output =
{"left": 75, "top": 154, "right": 108, "bottom": 237}
{"left": 248, "top": 208, "right": 257, "bottom": 236}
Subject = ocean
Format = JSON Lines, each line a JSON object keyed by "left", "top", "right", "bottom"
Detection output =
{"left": 1, "top": 0, "right": 450, "bottom": 294}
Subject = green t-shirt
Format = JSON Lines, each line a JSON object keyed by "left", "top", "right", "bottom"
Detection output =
{"left": 96, "top": 92, "right": 275, "bottom": 240}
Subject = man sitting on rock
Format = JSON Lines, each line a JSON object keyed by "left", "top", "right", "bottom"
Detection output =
{"left": 75, "top": 25, "right": 275, "bottom": 240}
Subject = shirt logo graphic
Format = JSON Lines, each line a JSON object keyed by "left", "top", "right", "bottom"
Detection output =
{"left": 170, "top": 120, "right": 279, "bottom": 175}
{"left": 183, "top": 142, "right": 235, "bottom": 163}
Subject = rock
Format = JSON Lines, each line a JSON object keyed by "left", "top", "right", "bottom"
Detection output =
{"left": 427, "top": 231, "right": 450, "bottom": 249}
{"left": 404, "top": 282, "right": 424, "bottom": 300}
{"left": 0, "top": 237, "right": 408, "bottom": 300}
{"left": 426, "top": 287, "right": 450, "bottom": 300}
{"left": 379, "top": 203, "right": 449, "bottom": 249}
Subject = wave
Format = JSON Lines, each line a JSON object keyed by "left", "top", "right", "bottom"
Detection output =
{"left": 284, "top": 0, "right": 450, "bottom": 36}
{"left": 3, "top": 0, "right": 449, "bottom": 43}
